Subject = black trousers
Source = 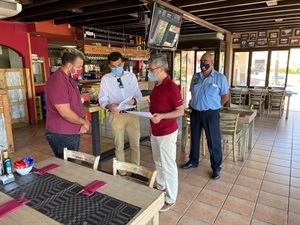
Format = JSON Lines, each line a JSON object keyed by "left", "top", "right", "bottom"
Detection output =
{"left": 189, "top": 109, "right": 222, "bottom": 172}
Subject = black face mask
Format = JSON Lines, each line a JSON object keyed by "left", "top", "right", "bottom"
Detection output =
{"left": 200, "top": 62, "right": 210, "bottom": 71}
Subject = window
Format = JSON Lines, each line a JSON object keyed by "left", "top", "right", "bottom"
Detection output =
{"left": 232, "top": 52, "right": 249, "bottom": 86}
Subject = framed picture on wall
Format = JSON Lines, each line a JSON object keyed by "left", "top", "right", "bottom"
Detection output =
{"left": 257, "top": 38, "right": 267, "bottom": 46}
{"left": 269, "top": 32, "right": 278, "bottom": 39}
{"left": 258, "top": 31, "right": 267, "bottom": 37}
{"left": 295, "top": 29, "right": 300, "bottom": 36}
{"left": 233, "top": 38, "right": 240, "bottom": 43}
{"left": 250, "top": 33, "right": 256, "bottom": 40}
{"left": 248, "top": 41, "right": 255, "bottom": 47}
{"left": 290, "top": 38, "right": 299, "bottom": 45}
{"left": 240, "top": 40, "right": 247, "bottom": 47}
{"left": 279, "top": 38, "right": 288, "bottom": 45}
{"left": 241, "top": 33, "right": 249, "bottom": 40}
{"left": 280, "top": 29, "right": 292, "bottom": 37}
{"left": 268, "top": 40, "right": 277, "bottom": 46}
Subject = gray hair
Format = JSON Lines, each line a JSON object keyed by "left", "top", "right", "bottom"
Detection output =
{"left": 148, "top": 54, "right": 169, "bottom": 71}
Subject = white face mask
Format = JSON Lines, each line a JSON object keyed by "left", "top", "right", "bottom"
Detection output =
{"left": 148, "top": 71, "right": 158, "bottom": 82}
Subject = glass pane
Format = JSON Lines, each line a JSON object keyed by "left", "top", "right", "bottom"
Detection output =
{"left": 11, "top": 104, "right": 25, "bottom": 119}
{"left": 186, "top": 51, "right": 195, "bottom": 102}
{"left": 173, "top": 52, "right": 181, "bottom": 86}
{"left": 0, "top": 113, "right": 8, "bottom": 150}
{"left": 6, "top": 71, "right": 22, "bottom": 86}
{"left": 8, "top": 89, "right": 24, "bottom": 102}
{"left": 219, "top": 51, "right": 225, "bottom": 74}
{"left": 181, "top": 51, "right": 187, "bottom": 101}
{"left": 250, "top": 51, "right": 268, "bottom": 87}
{"left": 268, "top": 50, "right": 288, "bottom": 87}
{"left": 233, "top": 52, "right": 249, "bottom": 86}
{"left": 288, "top": 48, "right": 300, "bottom": 108}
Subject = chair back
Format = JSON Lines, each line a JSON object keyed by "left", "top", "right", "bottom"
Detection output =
{"left": 112, "top": 158, "right": 157, "bottom": 188}
{"left": 220, "top": 113, "right": 239, "bottom": 135}
{"left": 63, "top": 148, "right": 100, "bottom": 170}
{"left": 267, "top": 90, "right": 285, "bottom": 118}
{"left": 230, "top": 88, "right": 244, "bottom": 105}
{"left": 230, "top": 103, "right": 253, "bottom": 110}
{"left": 184, "top": 108, "right": 191, "bottom": 125}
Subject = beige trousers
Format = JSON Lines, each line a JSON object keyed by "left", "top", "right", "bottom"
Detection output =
{"left": 109, "top": 113, "right": 140, "bottom": 165}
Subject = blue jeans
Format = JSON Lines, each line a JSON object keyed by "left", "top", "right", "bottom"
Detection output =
{"left": 189, "top": 109, "right": 222, "bottom": 172}
{"left": 45, "top": 130, "right": 80, "bottom": 160}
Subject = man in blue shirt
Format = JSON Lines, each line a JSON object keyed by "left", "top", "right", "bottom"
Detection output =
{"left": 181, "top": 52, "right": 229, "bottom": 180}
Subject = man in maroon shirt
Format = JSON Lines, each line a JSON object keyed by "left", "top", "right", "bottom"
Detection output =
{"left": 148, "top": 54, "right": 184, "bottom": 212}
{"left": 45, "top": 48, "right": 90, "bottom": 159}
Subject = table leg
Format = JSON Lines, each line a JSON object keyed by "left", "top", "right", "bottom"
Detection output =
{"left": 181, "top": 116, "right": 187, "bottom": 152}
{"left": 286, "top": 95, "right": 290, "bottom": 119}
{"left": 148, "top": 212, "right": 159, "bottom": 225}
{"left": 248, "top": 121, "right": 254, "bottom": 150}
{"left": 91, "top": 111, "right": 101, "bottom": 169}
{"left": 240, "top": 123, "right": 249, "bottom": 161}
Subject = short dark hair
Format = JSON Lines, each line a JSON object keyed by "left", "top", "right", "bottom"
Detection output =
{"left": 61, "top": 48, "right": 85, "bottom": 65}
{"left": 108, "top": 52, "right": 123, "bottom": 63}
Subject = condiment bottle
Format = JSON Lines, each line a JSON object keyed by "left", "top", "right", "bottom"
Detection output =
{"left": 3, "top": 151, "right": 12, "bottom": 175}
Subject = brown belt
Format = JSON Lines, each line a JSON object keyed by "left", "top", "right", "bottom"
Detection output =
{"left": 119, "top": 108, "right": 137, "bottom": 113}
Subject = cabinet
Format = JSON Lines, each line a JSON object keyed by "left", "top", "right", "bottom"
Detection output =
{"left": 0, "top": 89, "right": 14, "bottom": 153}
{"left": 77, "top": 27, "right": 149, "bottom": 61}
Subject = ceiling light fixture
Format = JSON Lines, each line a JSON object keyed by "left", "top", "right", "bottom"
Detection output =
{"left": 275, "top": 18, "right": 283, "bottom": 22}
{"left": 266, "top": 0, "right": 277, "bottom": 7}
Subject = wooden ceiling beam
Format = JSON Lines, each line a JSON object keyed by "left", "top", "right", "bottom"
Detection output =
{"left": 55, "top": 7, "right": 143, "bottom": 25}
{"left": 11, "top": 0, "right": 115, "bottom": 19}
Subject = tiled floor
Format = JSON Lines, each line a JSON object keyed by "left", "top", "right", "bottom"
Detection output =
{"left": 9, "top": 101, "right": 300, "bottom": 225}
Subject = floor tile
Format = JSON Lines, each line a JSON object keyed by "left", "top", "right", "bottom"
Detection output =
{"left": 257, "top": 191, "right": 289, "bottom": 210}
{"left": 253, "top": 204, "right": 287, "bottom": 225}
{"left": 196, "top": 188, "right": 227, "bottom": 208}
{"left": 264, "top": 171, "right": 290, "bottom": 185}
{"left": 289, "top": 198, "right": 300, "bottom": 214}
{"left": 214, "top": 209, "right": 251, "bottom": 225}
{"left": 222, "top": 196, "right": 255, "bottom": 217}
{"left": 288, "top": 212, "right": 300, "bottom": 225}
{"left": 240, "top": 167, "right": 265, "bottom": 180}
{"left": 235, "top": 175, "right": 263, "bottom": 190}
{"left": 261, "top": 180, "right": 289, "bottom": 197}
{"left": 185, "top": 201, "right": 220, "bottom": 224}
{"left": 229, "top": 184, "right": 259, "bottom": 202}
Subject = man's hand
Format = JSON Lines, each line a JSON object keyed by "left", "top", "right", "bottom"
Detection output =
{"left": 150, "top": 113, "right": 164, "bottom": 124}
{"left": 106, "top": 103, "right": 121, "bottom": 115}
{"left": 79, "top": 125, "right": 89, "bottom": 134}
{"left": 81, "top": 118, "right": 91, "bottom": 130}
{"left": 126, "top": 98, "right": 136, "bottom": 105}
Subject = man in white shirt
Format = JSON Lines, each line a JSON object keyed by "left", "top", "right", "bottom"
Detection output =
{"left": 99, "top": 52, "right": 142, "bottom": 169}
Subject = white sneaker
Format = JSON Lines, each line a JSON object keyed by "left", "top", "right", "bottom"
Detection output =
{"left": 159, "top": 202, "right": 175, "bottom": 212}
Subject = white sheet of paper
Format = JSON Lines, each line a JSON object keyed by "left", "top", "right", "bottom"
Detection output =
{"left": 117, "top": 95, "right": 134, "bottom": 110}
{"left": 126, "top": 111, "right": 153, "bottom": 118}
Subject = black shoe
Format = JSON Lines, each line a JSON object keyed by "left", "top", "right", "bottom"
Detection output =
{"left": 181, "top": 161, "right": 198, "bottom": 170}
{"left": 211, "top": 171, "right": 220, "bottom": 180}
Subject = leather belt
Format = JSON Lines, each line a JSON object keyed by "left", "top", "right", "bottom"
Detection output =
{"left": 119, "top": 108, "right": 137, "bottom": 113}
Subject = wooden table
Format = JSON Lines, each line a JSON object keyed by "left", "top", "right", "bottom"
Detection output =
{"left": 0, "top": 157, "right": 164, "bottom": 225}
{"left": 230, "top": 88, "right": 292, "bottom": 119}
{"left": 220, "top": 108, "right": 257, "bottom": 161}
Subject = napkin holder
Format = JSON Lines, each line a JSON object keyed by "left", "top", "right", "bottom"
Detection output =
{"left": 0, "top": 174, "right": 15, "bottom": 185}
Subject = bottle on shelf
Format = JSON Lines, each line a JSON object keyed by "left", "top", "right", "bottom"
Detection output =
{"left": 3, "top": 151, "right": 12, "bottom": 175}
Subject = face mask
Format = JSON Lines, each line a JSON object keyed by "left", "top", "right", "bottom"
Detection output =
{"left": 70, "top": 65, "right": 83, "bottom": 79}
{"left": 148, "top": 71, "right": 158, "bottom": 82}
{"left": 111, "top": 67, "right": 123, "bottom": 77}
{"left": 200, "top": 62, "right": 210, "bottom": 71}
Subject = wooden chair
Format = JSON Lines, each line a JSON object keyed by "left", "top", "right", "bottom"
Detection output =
{"left": 248, "top": 89, "right": 265, "bottom": 116}
{"left": 182, "top": 109, "right": 206, "bottom": 155}
{"left": 230, "top": 103, "right": 254, "bottom": 110}
{"left": 112, "top": 158, "right": 157, "bottom": 188}
{"left": 230, "top": 88, "right": 246, "bottom": 105}
{"left": 267, "top": 90, "right": 286, "bottom": 118}
{"left": 63, "top": 147, "right": 100, "bottom": 170}
{"left": 220, "top": 113, "right": 242, "bottom": 161}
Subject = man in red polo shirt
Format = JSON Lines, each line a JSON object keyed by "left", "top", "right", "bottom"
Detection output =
{"left": 148, "top": 54, "right": 184, "bottom": 212}
{"left": 45, "top": 48, "right": 90, "bottom": 159}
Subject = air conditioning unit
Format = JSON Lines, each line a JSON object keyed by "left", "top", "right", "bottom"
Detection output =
{"left": 180, "top": 32, "right": 225, "bottom": 41}
{"left": 0, "top": 0, "right": 22, "bottom": 19}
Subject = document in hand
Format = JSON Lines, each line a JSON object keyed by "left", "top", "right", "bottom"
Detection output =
{"left": 126, "top": 111, "right": 153, "bottom": 118}
{"left": 117, "top": 95, "right": 135, "bottom": 110}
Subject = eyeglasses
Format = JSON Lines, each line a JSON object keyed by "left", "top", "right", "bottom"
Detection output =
{"left": 117, "top": 78, "right": 124, "bottom": 88}
{"left": 147, "top": 67, "right": 159, "bottom": 73}
{"left": 201, "top": 59, "right": 211, "bottom": 64}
